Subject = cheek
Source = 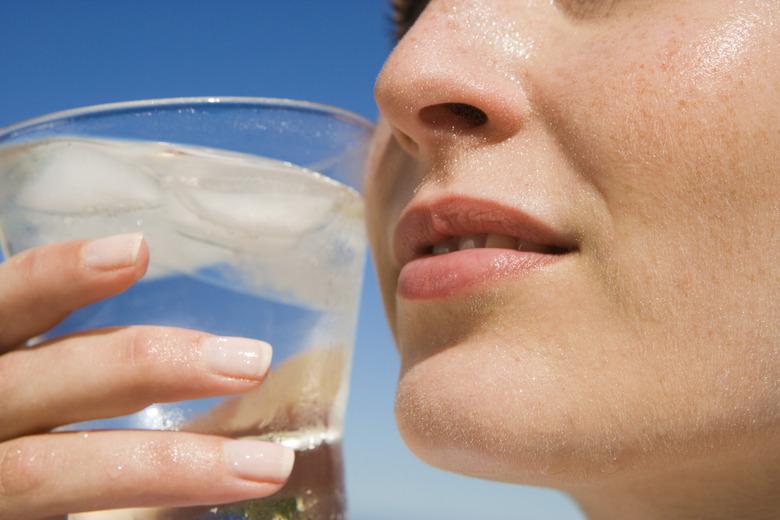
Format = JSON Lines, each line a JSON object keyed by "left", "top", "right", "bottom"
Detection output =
{"left": 536, "top": 3, "right": 780, "bottom": 324}
{"left": 524, "top": 1, "right": 780, "bottom": 446}
{"left": 364, "top": 121, "right": 423, "bottom": 327}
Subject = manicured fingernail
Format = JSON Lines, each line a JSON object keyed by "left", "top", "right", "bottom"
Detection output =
{"left": 223, "top": 440, "right": 294, "bottom": 483}
{"left": 82, "top": 233, "right": 143, "bottom": 270}
{"left": 201, "top": 336, "right": 272, "bottom": 380}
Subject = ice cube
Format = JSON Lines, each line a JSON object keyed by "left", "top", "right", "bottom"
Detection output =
{"left": 165, "top": 150, "right": 345, "bottom": 239}
{"left": 175, "top": 188, "right": 336, "bottom": 237}
{"left": 15, "top": 140, "right": 161, "bottom": 214}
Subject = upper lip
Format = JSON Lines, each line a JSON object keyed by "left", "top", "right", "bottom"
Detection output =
{"left": 393, "top": 195, "right": 578, "bottom": 266}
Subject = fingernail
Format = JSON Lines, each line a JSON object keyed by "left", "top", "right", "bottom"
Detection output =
{"left": 82, "top": 233, "right": 144, "bottom": 270}
{"left": 223, "top": 440, "right": 294, "bottom": 484}
{"left": 201, "top": 336, "right": 272, "bottom": 380}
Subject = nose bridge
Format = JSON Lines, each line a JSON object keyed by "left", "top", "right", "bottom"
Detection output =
{"left": 375, "top": 0, "right": 537, "bottom": 155}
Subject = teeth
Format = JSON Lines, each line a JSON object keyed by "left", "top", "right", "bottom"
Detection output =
{"left": 458, "top": 234, "right": 486, "bottom": 250}
{"left": 429, "top": 233, "right": 558, "bottom": 256}
{"left": 485, "top": 233, "right": 517, "bottom": 249}
{"left": 516, "top": 239, "right": 551, "bottom": 253}
{"left": 432, "top": 242, "right": 456, "bottom": 255}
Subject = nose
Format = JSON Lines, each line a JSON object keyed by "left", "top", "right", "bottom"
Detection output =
{"left": 374, "top": 1, "right": 530, "bottom": 157}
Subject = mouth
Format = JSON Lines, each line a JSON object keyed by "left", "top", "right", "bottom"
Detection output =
{"left": 426, "top": 233, "right": 570, "bottom": 256}
{"left": 393, "top": 196, "right": 577, "bottom": 299}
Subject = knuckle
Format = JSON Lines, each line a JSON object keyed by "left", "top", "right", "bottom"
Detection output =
{"left": 147, "top": 438, "right": 179, "bottom": 467}
{"left": 122, "top": 327, "right": 164, "bottom": 368}
{"left": 139, "top": 437, "right": 203, "bottom": 482}
{"left": 6, "top": 249, "right": 42, "bottom": 287}
{"left": 120, "top": 326, "right": 200, "bottom": 370}
{"left": 0, "top": 439, "right": 48, "bottom": 498}
{"left": 0, "top": 248, "right": 62, "bottom": 342}
{"left": 0, "top": 354, "right": 22, "bottom": 408}
{"left": 0, "top": 298, "right": 8, "bottom": 342}
{"left": 0, "top": 354, "right": 18, "bottom": 391}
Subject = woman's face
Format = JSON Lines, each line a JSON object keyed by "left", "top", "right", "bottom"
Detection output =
{"left": 366, "top": 0, "right": 780, "bottom": 487}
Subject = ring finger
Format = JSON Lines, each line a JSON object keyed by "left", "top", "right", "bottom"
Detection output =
{"left": 0, "top": 431, "right": 294, "bottom": 519}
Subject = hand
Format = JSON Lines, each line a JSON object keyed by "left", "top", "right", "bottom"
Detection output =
{"left": 0, "top": 233, "right": 294, "bottom": 519}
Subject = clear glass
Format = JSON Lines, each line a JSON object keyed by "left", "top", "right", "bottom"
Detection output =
{"left": 0, "top": 97, "right": 372, "bottom": 519}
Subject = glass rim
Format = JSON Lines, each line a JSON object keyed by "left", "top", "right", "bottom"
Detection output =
{"left": 0, "top": 96, "right": 375, "bottom": 139}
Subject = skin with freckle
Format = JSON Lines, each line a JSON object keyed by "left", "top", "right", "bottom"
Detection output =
{"left": 370, "top": 1, "right": 779, "bottom": 518}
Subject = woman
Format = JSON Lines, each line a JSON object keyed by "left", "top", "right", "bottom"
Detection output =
{"left": 368, "top": 1, "right": 779, "bottom": 518}
{"left": 1, "top": 0, "right": 778, "bottom": 518}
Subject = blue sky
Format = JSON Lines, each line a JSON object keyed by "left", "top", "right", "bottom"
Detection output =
{"left": 0, "top": 1, "right": 583, "bottom": 518}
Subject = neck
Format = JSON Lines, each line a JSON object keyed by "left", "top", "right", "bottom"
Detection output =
{"left": 566, "top": 433, "right": 780, "bottom": 520}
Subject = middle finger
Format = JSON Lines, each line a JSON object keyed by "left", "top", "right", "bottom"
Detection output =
{"left": 0, "top": 326, "right": 272, "bottom": 440}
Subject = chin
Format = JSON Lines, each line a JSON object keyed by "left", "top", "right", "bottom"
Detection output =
{"left": 393, "top": 336, "right": 663, "bottom": 488}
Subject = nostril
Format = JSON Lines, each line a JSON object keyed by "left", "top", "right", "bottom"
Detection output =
{"left": 419, "top": 102, "right": 488, "bottom": 131}
{"left": 445, "top": 103, "right": 488, "bottom": 126}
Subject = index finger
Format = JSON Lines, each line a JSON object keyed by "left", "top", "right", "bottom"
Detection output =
{"left": 0, "top": 233, "right": 148, "bottom": 352}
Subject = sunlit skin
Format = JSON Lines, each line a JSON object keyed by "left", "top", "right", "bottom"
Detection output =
{"left": 367, "top": 1, "right": 780, "bottom": 518}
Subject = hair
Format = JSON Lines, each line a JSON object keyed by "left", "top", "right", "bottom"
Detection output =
{"left": 392, "top": 0, "right": 430, "bottom": 40}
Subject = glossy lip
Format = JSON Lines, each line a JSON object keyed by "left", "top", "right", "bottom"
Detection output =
{"left": 397, "top": 248, "right": 567, "bottom": 299}
{"left": 393, "top": 195, "right": 577, "bottom": 266}
{"left": 393, "top": 195, "right": 578, "bottom": 300}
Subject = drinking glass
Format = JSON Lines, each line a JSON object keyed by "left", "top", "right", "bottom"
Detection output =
{"left": 0, "top": 97, "right": 372, "bottom": 519}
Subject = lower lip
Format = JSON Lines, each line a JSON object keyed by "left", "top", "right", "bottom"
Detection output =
{"left": 397, "top": 248, "right": 568, "bottom": 300}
